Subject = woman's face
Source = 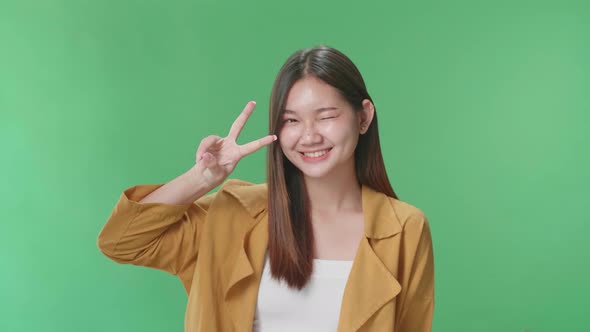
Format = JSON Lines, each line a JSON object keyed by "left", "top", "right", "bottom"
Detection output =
{"left": 278, "top": 76, "right": 372, "bottom": 180}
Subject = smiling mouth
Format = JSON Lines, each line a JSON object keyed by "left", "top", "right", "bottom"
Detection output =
{"left": 300, "top": 148, "right": 332, "bottom": 158}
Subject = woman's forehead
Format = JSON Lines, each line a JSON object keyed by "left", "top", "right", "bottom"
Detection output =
{"left": 284, "top": 77, "right": 345, "bottom": 114}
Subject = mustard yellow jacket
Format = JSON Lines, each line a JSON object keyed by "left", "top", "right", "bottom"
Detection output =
{"left": 98, "top": 179, "right": 435, "bottom": 332}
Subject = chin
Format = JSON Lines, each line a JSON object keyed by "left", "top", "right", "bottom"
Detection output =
{"left": 300, "top": 170, "right": 331, "bottom": 179}
{"left": 291, "top": 163, "right": 335, "bottom": 179}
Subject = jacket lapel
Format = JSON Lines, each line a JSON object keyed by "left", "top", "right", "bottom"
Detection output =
{"left": 221, "top": 181, "right": 269, "bottom": 331}
{"left": 337, "top": 185, "right": 403, "bottom": 332}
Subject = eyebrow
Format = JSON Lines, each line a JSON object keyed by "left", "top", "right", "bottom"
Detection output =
{"left": 283, "top": 107, "right": 339, "bottom": 114}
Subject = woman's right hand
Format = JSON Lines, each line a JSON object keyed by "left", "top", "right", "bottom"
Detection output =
{"left": 190, "top": 101, "right": 277, "bottom": 189}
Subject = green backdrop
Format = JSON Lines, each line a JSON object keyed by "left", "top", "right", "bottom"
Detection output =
{"left": 1, "top": 0, "right": 588, "bottom": 331}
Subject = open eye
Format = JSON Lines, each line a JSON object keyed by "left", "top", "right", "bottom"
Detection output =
{"left": 283, "top": 118, "right": 298, "bottom": 124}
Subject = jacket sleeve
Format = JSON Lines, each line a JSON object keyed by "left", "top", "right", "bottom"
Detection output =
{"left": 97, "top": 184, "right": 215, "bottom": 292}
{"left": 396, "top": 212, "right": 435, "bottom": 332}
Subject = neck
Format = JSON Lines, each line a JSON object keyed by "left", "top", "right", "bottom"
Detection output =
{"left": 303, "top": 162, "right": 362, "bottom": 214}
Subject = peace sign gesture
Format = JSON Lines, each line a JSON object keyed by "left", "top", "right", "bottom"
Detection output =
{"left": 192, "top": 101, "right": 276, "bottom": 189}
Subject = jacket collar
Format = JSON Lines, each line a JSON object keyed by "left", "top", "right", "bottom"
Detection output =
{"left": 222, "top": 179, "right": 403, "bottom": 240}
{"left": 360, "top": 184, "right": 403, "bottom": 239}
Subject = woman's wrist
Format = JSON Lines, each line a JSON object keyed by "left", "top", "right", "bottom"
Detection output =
{"left": 184, "top": 165, "right": 216, "bottom": 202}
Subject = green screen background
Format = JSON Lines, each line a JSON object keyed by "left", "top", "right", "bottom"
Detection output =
{"left": 1, "top": 0, "right": 588, "bottom": 331}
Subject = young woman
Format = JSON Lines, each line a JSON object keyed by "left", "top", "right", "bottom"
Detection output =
{"left": 98, "top": 45, "right": 434, "bottom": 332}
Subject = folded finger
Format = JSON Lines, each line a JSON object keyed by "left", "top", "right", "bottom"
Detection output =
{"left": 196, "top": 135, "right": 222, "bottom": 161}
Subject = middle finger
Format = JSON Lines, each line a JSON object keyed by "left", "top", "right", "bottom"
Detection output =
{"left": 228, "top": 101, "right": 256, "bottom": 140}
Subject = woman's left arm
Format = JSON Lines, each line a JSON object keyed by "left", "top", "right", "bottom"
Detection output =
{"left": 396, "top": 211, "right": 435, "bottom": 332}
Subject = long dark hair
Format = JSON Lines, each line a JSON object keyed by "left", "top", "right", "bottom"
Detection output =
{"left": 266, "top": 45, "right": 398, "bottom": 289}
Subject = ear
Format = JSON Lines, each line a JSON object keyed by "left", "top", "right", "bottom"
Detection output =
{"left": 358, "top": 99, "right": 375, "bottom": 134}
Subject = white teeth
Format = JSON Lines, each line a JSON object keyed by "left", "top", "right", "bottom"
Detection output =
{"left": 303, "top": 149, "right": 329, "bottom": 158}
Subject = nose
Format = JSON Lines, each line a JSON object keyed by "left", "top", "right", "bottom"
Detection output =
{"left": 300, "top": 123, "right": 322, "bottom": 145}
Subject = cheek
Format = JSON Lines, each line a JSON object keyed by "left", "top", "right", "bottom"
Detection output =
{"left": 278, "top": 127, "right": 299, "bottom": 149}
{"left": 321, "top": 119, "right": 357, "bottom": 141}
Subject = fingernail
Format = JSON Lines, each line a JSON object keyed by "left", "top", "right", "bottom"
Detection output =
{"left": 251, "top": 101, "right": 256, "bottom": 105}
{"left": 273, "top": 135, "right": 277, "bottom": 141}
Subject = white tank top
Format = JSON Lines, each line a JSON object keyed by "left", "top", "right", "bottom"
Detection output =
{"left": 252, "top": 256, "right": 353, "bottom": 332}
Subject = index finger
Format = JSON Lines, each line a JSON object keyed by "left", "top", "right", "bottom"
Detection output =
{"left": 228, "top": 101, "right": 256, "bottom": 140}
{"left": 238, "top": 134, "right": 277, "bottom": 157}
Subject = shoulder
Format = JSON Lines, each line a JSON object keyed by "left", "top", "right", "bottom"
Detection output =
{"left": 215, "top": 179, "right": 268, "bottom": 217}
{"left": 220, "top": 178, "right": 267, "bottom": 192}
{"left": 361, "top": 185, "right": 429, "bottom": 239}
{"left": 388, "top": 197, "right": 430, "bottom": 232}
{"left": 220, "top": 179, "right": 268, "bottom": 198}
